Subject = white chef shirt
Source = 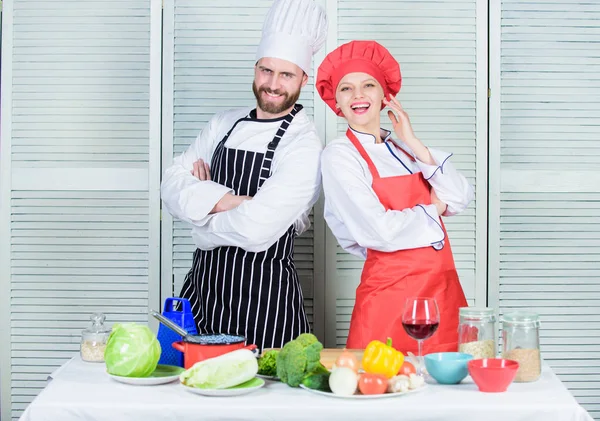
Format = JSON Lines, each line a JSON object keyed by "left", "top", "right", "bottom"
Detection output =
{"left": 161, "top": 107, "right": 323, "bottom": 253}
{"left": 321, "top": 127, "right": 474, "bottom": 259}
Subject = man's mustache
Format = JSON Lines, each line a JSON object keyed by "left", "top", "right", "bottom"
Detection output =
{"left": 260, "top": 87, "right": 286, "bottom": 96}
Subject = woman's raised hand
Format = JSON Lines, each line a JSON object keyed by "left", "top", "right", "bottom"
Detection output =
{"left": 384, "top": 94, "right": 418, "bottom": 145}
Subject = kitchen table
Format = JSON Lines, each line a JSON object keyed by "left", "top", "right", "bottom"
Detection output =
{"left": 19, "top": 355, "right": 593, "bottom": 421}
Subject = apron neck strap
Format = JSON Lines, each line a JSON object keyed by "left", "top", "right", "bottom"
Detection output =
{"left": 267, "top": 104, "right": 303, "bottom": 151}
{"left": 345, "top": 128, "right": 381, "bottom": 179}
{"left": 259, "top": 104, "right": 303, "bottom": 187}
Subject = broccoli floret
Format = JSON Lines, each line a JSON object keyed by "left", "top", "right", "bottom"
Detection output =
{"left": 276, "top": 333, "right": 328, "bottom": 387}
{"left": 305, "top": 342, "right": 326, "bottom": 373}
{"left": 276, "top": 341, "right": 306, "bottom": 386}
{"left": 294, "top": 332, "right": 319, "bottom": 347}
{"left": 301, "top": 372, "right": 331, "bottom": 392}
{"left": 257, "top": 350, "right": 279, "bottom": 377}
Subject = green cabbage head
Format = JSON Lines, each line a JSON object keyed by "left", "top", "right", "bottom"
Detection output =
{"left": 104, "top": 323, "right": 161, "bottom": 377}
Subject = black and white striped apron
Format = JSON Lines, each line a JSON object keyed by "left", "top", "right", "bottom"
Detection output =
{"left": 179, "top": 105, "right": 309, "bottom": 352}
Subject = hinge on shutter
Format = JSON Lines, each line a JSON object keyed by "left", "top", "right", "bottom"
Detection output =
{"left": 488, "top": 88, "right": 491, "bottom": 98}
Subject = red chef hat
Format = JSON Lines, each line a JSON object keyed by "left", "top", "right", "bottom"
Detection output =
{"left": 316, "top": 40, "right": 402, "bottom": 116}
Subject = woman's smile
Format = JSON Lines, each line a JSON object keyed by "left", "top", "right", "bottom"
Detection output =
{"left": 350, "top": 101, "right": 371, "bottom": 114}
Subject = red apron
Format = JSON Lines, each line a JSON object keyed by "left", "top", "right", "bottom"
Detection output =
{"left": 345, "top": 129, "right": 467, "bottom": 354}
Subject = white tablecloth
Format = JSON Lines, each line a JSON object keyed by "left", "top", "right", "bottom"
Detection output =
{"left": 19, "top": 356, "right": 594, "bottom": 421}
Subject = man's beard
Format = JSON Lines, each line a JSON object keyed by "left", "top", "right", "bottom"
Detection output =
{"left": 252, "top": 81, "right": 301, "bottom": 116}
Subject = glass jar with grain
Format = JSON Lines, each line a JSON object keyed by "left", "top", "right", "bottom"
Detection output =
{"left": 457, "top": 307, "right": 497, "bottom": 359}
{"left": 80, "top": 312, "right": 111, "bottom": 363}
{"left": 501, "top": 311, "right": 541, "bottom": 382}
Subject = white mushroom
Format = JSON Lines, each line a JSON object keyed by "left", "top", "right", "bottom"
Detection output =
{"left": 387, "top": 375, "right": 410, "bottom": 393}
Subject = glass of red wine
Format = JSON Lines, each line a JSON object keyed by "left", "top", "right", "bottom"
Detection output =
{"left": 402, "top": 297, "right": 440, "bottom": 376}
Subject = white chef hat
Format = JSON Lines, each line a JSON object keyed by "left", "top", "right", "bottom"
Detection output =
{"left": 255, "top": 0, "right": 328, "bottom": 75}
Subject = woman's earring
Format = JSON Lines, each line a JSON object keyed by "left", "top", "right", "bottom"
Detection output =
{"left": 335, "top": 104, "right": 340, "bottom": 109}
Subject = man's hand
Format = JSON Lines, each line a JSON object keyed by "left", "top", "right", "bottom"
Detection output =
{"left": 191, "top": 159, "right": 251, "bottom": 213}
{"left": 430, "top": 188, "right": 447, "bottom": 216}
{"left": 191, "top": 159, "right": 211, "bottom": 181}
{"left": 210, "top": 193, "right": 252, "bottom": 214}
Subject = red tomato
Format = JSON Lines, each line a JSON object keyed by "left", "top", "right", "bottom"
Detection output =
{"left": 358, "top": 373, "right": 388, "bottom": 395}
{"left": 398, "top": 361, "right": 416, "bottom": 376}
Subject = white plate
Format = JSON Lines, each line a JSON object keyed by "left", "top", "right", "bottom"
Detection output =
{"left": 182, "top": 377, "right": 265, "bottom": 397}
{"left": 299, "top": 383, "right": 427, "bottom": 399}
{"left": 108, "top": 365, "right": 184, "bottom": 386}
{"left": 256, "top": 374, "right": 279, "bottom": 381}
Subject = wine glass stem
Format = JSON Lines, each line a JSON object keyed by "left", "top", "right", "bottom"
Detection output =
{"left": 417, "top": 340, "right": 423, "bottom": 376}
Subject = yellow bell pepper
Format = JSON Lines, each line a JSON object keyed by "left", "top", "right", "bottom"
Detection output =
{"left": 362, "top": 337, "right": 404, "bottom": 379}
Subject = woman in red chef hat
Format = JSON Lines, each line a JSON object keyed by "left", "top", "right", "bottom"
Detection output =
{"left": 316, "top": 41, "right": 474, "bottom": 354}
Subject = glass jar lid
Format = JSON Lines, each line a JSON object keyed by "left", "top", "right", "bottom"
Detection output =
{"left": 502, "top": 311, "right": 540, "bottom": 325}
{"left": 82, "top": 312, "right": 111, "bottom": 336}
{"left": 459, "top": 307, "right": 496, "bottom": 319}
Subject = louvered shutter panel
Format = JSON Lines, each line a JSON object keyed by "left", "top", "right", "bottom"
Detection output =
{"left": 327, "top": 0, "right": 486, "bottom": 347}
{"left": 0, "top": 1, "right": 161, "bottom": 420}
{"left": 490, "top": 1, "right": 600, "bottom": 418}
{"left": 161, "top": 0, "right": 319, "bottom": 331}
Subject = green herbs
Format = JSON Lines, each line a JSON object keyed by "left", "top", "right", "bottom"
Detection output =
{"left": 257, "top": 349, "right": 279, "bottom": 377}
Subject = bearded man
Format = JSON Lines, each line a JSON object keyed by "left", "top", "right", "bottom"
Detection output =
{"left": 161, "top": 0, "right": 328, "bottom": 351}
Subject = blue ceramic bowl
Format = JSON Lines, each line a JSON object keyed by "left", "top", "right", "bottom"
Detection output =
{"left": 425, "top": 352, "right": 474, "bottom": 384}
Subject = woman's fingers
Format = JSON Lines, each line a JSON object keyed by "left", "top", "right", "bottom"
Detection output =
{"left": 384, "top": 97, "right": 404, "bottom": 116}
{"left": 387, "top": 110, "right": 399, "bottom": 126}
{"left": 390, "top": 94, "right": 403, "bottom": 108}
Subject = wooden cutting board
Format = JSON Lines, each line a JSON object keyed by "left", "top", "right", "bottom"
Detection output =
{"left": 263, "top": 348, "right": 364, "bottom": 370}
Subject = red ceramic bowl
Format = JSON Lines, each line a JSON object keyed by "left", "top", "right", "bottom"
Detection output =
{"left": 467, "top": 358, "right": 519, "bottom": 392}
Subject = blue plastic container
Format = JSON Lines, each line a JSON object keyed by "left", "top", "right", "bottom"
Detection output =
{"left": 157, "top": 297, "right": 198, "bottom": 367}
{"left": 425, "top": 352, "right": 474, "bottom": 384}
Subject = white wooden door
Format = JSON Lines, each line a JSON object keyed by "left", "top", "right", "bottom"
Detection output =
{"left": 323, "top": 0, "right": 489, "bottom": 347}
{"left": 0, "top": 1, "right": 162, "bottom": 419}
{"left": 489, "top": 0, "right": 600, "bottom": 418}
{"left": 160, "top": 0, "right": 327, "bottom": 339}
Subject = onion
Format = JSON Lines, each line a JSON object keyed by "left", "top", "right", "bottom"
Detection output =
{"left": 329, "top": 367, "right": 358, "bottom": 396}
{"left": 332, "top": 349, "right": 360, "bottom": 374}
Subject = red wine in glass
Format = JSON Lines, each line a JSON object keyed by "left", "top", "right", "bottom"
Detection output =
{"left": 402, "top": 297, "right": 440, "bottom": 376}
{"left": 402, "top": 320, "right": 440, "bottom": 340}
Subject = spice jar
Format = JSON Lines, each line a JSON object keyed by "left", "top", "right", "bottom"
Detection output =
{"left": 501, "top": 311, "right": 541, "bottom": 382}
{"left": 457, "top": 307, "right": 497, "bottom": 359}
{"left": 80, "top": 312, "right": 111, "bottom": 363}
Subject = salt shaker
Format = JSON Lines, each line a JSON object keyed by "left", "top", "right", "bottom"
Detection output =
{"left": 80, "top": 312, "right": 111, "bottom": 363}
